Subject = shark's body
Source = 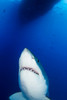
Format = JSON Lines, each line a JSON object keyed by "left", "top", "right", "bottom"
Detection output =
{"left": 9, "top": 48, "right": 50, "bottom": 100}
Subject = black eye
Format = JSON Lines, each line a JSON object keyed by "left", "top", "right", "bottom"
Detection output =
{"left": 38, "top": 59, "right": 39, "bottom": 62}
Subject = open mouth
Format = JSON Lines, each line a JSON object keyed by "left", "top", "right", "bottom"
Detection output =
{"left": 20, "top": 67, "right": 39, "bottom": 75}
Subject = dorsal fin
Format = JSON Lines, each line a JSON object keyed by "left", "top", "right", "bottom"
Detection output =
{"left": 9, "top": 92, "right": 26, "bottom": 100}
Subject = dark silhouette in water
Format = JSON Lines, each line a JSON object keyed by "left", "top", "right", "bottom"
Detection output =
{"left": 19, "top": 0, "right": 60, "bottom": 24}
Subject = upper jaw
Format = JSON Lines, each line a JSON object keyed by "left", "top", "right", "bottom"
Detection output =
{"left": 20, "top": 66, "right": 39, "bottom": 75}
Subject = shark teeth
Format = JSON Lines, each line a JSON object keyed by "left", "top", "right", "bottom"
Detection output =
{"left": 20, "top": 67, "right": 39, "bottom": 75}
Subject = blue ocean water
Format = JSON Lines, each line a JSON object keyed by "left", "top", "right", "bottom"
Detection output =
{"left": 0, "top": 0, "right": 67, "bottom": 100}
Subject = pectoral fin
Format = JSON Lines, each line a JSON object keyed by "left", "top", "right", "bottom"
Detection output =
{"left": 44, "top": 96, "right": 50, "bottom": 100}
{"left": 9, "top": 92, "right": 26, "bottom": 100}
{"left": 43, "top": 96, "right": 50, "bottom": 100}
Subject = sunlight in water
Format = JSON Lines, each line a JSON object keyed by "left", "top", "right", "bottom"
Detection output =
{"left": 64, "top": 0, "right": 67, "bottom": 3}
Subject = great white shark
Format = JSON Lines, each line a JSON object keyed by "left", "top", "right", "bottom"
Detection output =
{"left": 9, "top": 48, "right": 50, "bottom": 100}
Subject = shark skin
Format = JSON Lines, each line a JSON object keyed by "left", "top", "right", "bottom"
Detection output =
{"left": 9, "top": 48, "right": 50, "bottom": 100}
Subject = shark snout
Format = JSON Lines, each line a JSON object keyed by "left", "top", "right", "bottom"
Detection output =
{"left": 23, "top": 48, "right": 30, "bottom": 53}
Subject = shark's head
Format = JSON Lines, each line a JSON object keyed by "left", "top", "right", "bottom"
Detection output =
{"left": 19, "top": 48, "right": 48, "bottom": 100}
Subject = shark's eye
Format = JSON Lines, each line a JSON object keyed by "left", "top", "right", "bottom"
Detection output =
{"left": 38, "top": 59, "right": 39, "bottom": 62}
